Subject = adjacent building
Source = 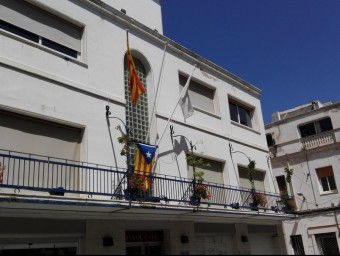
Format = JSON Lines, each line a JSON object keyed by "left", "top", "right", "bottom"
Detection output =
{"left": 0, "top": 0, "right": 293, "bottom": 254}
{"left": 266, "top": 100, "right": 340, "bottom": 255}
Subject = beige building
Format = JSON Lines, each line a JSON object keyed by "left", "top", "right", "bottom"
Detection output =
{"left": 0, "top": 0, "right": 293, "bottom": 254}
{"left": 266, "top": 100, "right": 340, "bottom": 255}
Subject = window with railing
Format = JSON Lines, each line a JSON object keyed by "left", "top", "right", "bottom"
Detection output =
{"left": 315, "top": 232, "right": 340, "bottom": 255}
{"left": 299, "top": 117, "right": 333, "bottom": 138}
{"left": 290, "top": 235, "right": 305, "bottom": 255}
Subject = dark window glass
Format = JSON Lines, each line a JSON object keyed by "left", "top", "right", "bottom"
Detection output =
{"left": 42, "top": 38, "right": 78, "bottom": 58}
{"left": 0, "top": 19, "right": 39, "bottom": 42}
{"left": 328, "top": 176, "right": 337, "bottom": 191}
{"left": 229, "top": 102, "right": 238, "bottom": 122}
{"left": 291, "top": 235, "right": 305, "bottom": 255}
{"left": 319, "top": 118, "right": 333, "bottom": 132}
{"left": 299, "top": 123, "right": 316, "bottom": 138}
{"left": 276, "top": 175, "right": 287, "bottom": 193}
{"left": 266, "top": 134, "right": 274, "bottom": 147}
{"left": 320, "top": 177, "right": 330, "bottom": 191}
{"left": 239, "top": 106, "right": 252, "bottom": 127}
{"left": 316, "top": 233, "right": 340, "bottom": 255}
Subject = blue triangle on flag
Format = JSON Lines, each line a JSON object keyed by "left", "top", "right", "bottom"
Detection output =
{"left": 136, "top": 143, "right": 157, "bottom": 165}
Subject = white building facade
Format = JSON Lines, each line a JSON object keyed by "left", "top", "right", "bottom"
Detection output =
{"left": 266, "top": 101, "right": 340, "bottom": 255}
{"left": 0, "top": 0, "right": 292, "bottom": 254}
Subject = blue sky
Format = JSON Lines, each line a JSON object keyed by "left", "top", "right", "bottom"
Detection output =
{"left": 161, "top": 0, "right": 340, "bottom": 124}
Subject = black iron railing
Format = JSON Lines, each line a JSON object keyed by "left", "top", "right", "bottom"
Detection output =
{"left": 0, "top": 150, "right": 291, "bottom": 213}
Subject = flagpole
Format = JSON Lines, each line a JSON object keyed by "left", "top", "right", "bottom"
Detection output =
{"left": 146, "top": 43, "right": 167, "bottom": 143}
{"left": 156, "top": 64, "right": 197, "bottom": 147}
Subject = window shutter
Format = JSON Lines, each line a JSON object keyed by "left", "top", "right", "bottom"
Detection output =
{"left": 1, "top": 0, "right": 82, "bottom": 51}
{"left": 316, "top": 166, "right": 334, "bottom": 178}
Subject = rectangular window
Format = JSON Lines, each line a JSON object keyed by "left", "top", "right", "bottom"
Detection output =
{"left": 276, "top": 175, "right": 287, "bottom": 195}
{"left": 266, "top": 134, "right": 274, "bottom": 147}
{"left": 299, "top": 117, "right": 333, "bottom": 138}
{"left": 290, "top": 235, "right": 305, "bottom": 255}
{"left": 316, "top": 166, "right": 337, "bottom": 193}
{"left": 238, "top": 166, "right": 265, "bottom": 191}
{"left": 187, "top": 157, "right": 224, "bottom": 184}
{"left": 315, "top": 232, "right": 340, "bottom": 255}
{"left": 179, "top": 74, "right": 215, "bottom": 114}
{"left": 0, "top": 0, "right": 82, "bottom": 58}
{"left": 229, "top": 99, "right": 253, "bottom": 128}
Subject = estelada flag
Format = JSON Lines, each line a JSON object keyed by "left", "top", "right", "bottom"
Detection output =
{"left": 127, "top": 42, "right": 145, "bottom": 105}
{"left": 134, "top": 143, "right": 157, "bottom": 190}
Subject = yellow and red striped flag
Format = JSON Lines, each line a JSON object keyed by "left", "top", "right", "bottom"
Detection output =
{"left": 127, "top": 41, "right": 145, "bottom": 105}
{"left": 134, "top": 143, "right": 157, "bottom": 190}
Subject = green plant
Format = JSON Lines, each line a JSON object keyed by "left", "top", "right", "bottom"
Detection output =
{"left": 247, "top": 160, "right": 256, "bottom": 184}
{"left": 117, "top": 134, "right": 129, "bottom": 156}
{"left": 186, "top": 154, "right": 211, "bottom": 168}
{"left": 284, "top": 167, "right": 293, "bottom": 184}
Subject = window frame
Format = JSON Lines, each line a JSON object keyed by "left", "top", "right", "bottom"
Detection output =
{"left": 124, "top": 55, "right": 150, "bottom": 166}
{"left": 315, "top": 166, "right": 337, "bottom": 194}
{"left": 178, "top": 74, "right": 217, "bottom": 115}
{"left": 186, "top": 155, "right": 224, "bottom": 185}
{"left": 290, "top": 235, "right": 305, "bottom": 255}
{"left": 299, "top": 117, "right": 333, "bottom": 138}
{"left": 228, "top": 98, "right": 254, "bottom": 128}
{"left": 0, "top": 0, "right": 83, "bottom": 60}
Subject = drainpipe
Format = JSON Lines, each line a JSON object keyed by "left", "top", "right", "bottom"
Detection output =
{"left": 303, "top": 150, "right": 318, "bottom": 207}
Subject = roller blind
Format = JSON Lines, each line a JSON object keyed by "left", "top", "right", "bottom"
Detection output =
{"left": 316, "top": 166, "right": 334, "bottom": 178}
{"left": 0, "top": 111, "right": 82, "bottom": 161}
{"left": 187, "top": 158, "right": 223, "bottom": 184}
{"left": 179, "top": 75, "right": 215, "bottom": 113}
{"left": 0, "top": 0, "right": 82, "bottom": 51}
{"left": 238, "top": 166, "right": 265, "bottom": 191}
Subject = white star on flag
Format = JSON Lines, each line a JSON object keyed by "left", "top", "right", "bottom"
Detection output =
{"left": 146, "top": 151, "right": 151, "bottom": 158}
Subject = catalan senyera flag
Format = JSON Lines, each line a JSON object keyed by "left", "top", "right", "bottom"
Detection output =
{"left": 134, "top": 143, "right": 157, "bottom": 190}
{"left": 127, "top": 42, "right": 145, "bottom": 105}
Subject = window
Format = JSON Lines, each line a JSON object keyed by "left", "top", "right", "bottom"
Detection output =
{"left": 124, "top": 55, "right": 149, "bottom": 166}
{"left": 229, "top": 99, "right": 253, "bottom": 128}
{"left": 315, "top": 232, "right": 340, "bottom": 255}
{"left": 179, "top": 74, "right": 215, "bottom": 114}
{"left": 290, "top": 235, "right": 305, "bottom": 255}
{"left": 266, "top": 133, "right": 275, "bottom": 147}
{"left": 0, "top": 0, "right": 82, "bottom": 59}
{"left": 316, "top": 166, "right": 337, "bottom": 193}
{"left": 299, "top": 117, "right": 333, "bottom": 138}
{"left": 187, "top": 157, "right": 224, "bottom": 184}
{"left": 238, "top": 166, "right": 265, "bottom": 191}
{"left": 276, "top": 175, "right": 287, "bottom": 195}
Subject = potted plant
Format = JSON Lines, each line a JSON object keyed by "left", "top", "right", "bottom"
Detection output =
{"left": 186, "top": 154, "right": 211, "bottom": 206}
{"left": 253, "top": 193, "right": 267, "bottom": 207}
{"left": 195, "top": 184, "right": 211, "bottom": 200}
{"left": 125, "top": 173, "right": 148, "bottom": 200}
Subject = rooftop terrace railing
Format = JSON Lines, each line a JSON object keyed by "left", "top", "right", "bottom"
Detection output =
{"left": 0, "top": 150, "right": 290, "bottom": 213}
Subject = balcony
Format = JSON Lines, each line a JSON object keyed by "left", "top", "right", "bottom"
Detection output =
{"left": 0, "top": 150, "right": 293, "bottom": 217}
{"left": 269, "top": 129, "right": 340, "bottom": 158}
{"left": 301, "top": 130, "right": 336, "bottom": 150}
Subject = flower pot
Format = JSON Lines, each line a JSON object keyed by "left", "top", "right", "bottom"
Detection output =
{"left": 249, "top": 202, "right": 259, "bottom": 211}
{"left": 190, "top": 195, "right": 201, "bottom": 206}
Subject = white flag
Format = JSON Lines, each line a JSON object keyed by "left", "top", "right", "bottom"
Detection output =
{"left": 179, "top": 86, "right": 194, "bottom": 120}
